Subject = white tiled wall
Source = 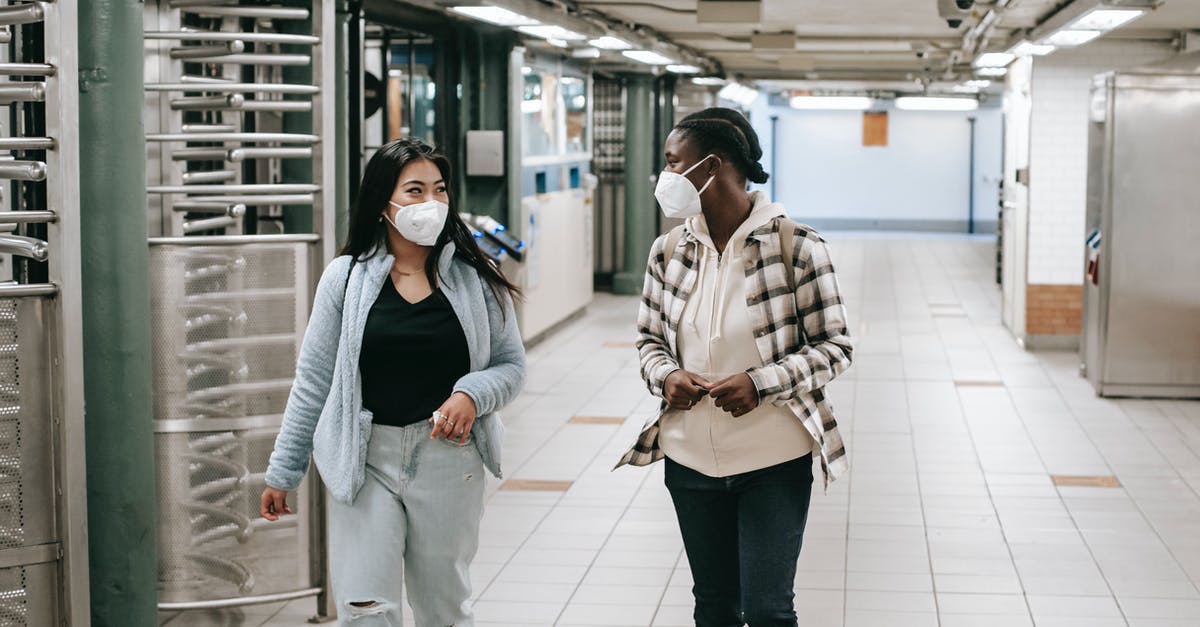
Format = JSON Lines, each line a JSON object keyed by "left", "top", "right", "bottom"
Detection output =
{"left": 1026, "top": 41, "right": 1175, "bottom": 285}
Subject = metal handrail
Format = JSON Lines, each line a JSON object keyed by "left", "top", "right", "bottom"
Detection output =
{"left": 146, "top": 30, "right": 318, "bottom": 45}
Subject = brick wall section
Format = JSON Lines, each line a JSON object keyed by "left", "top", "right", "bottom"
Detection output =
{"left": 1026, "top": 284, "right": 1083, "bottom": 335}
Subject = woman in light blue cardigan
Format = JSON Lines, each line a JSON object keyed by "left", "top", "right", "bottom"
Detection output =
{"left": 261, "top": 139, "right": 526, "bottom": 626}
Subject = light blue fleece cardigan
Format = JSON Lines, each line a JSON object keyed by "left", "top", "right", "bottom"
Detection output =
{"left": 264, "top": 243, "right": 526, "bottom": 504}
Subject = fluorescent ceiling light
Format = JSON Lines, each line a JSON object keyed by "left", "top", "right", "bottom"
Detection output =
{"left": 965, "top": 79, "right": 991, "bottom": 88}
{"left": 623, "top": 50, "right": 675, "bottom": 65}
{"left": 1009, "top": 41, "right": 1056, "bottom": 57}
{"left": 953, "top": 85, "right": 981, "bottom": 94}
{"left": 789, "top": 96, "right": 872, "bottom": 110}
{"left": 1042, "top": 29, "right": 1101, "bottom": 47}
{"left": 546, "top": 38, "right": 569, "bottom": 48}
{"left": 895, "top": 97, "right": 978, "bottom": 111}
{"left": 718, "top": 82, "right": 759, "bottom": 106}
{"left": 691, "top": 77, "right": 726, "bottom": 86}
{"left": 976, "top": 66, "right": 1008, "bottom": 77}
{"left": 667, "top": 64, "right": 702, "bottom": 74}
{"left": 589, "top": 36, "right": 632, "bottom": 50}
{"left": 974, "top": 52, "right": 1015, "bottom": 67}
{"left": 449, "top": 6, "right": 540, "bottom": 27}
{"left": 517, "top": 25, "right": 587, "bottom": 41}
{"left": 1070, "top": 8, "right": 1145, "bottom": 31}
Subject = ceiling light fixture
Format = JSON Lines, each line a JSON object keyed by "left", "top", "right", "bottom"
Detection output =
{"left": 718, "top": 82, "right": 759, "bottom": 107}
{"left": 667, "top": 64, "right": 702, "bottom": 74}
{"left": 789, "top": 96, "right": 873, "bottom": 110}
{"left": 691, "top": 77, "right": 726, "bottom": 86}
{"left": 974, "top": 52, "right": 1015, "bottom": 67}
{"left": 895, "top": 96, "right": 979, "bottom": 111}
{"left": 517, "top": 25, "right": 587, "bottom": 41}
{"left": 976, "top": 67, "right": 1008, "bottom": 77}
{"left": 623, "top": 50, "right": 675, "bottom": 65}
{"left": 1009, "top": 41, "right": 1056, "bottom": 57}
{"left": 1042, "top": 29, "right": 1102, "bottom": 47}
{"left": 449, "top": 6, "right": 540, "bottom": 27}
{"left": 1070, "top": 8, "right": 1146, "bottom": 31}
{"left": 589, "top": 36, "right": 632, "bottom": 50}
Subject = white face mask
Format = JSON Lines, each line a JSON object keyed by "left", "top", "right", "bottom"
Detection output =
{"left": 386, "top": 199, "right": 449, "bottom": 246}
{"left": 654, "top": 154, "right": 716, "bottom": 219}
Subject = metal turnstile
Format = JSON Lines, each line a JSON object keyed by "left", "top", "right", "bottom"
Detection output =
{"left": 0, "top": 2, "right": 90, "bottom": 626}
{"left": 143, "top": 0, "right": 335, "bottom": 616}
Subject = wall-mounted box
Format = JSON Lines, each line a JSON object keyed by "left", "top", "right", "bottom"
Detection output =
{"left": 466, "top": 130, "right": 505, "bottom": 176}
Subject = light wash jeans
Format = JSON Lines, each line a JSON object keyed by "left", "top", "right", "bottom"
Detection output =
{"left": 329, "top": 420, "right": 485, "bottom": 626}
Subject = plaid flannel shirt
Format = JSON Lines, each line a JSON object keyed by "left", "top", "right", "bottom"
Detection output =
{"left": 615, "top": 216, "right": 853, "bottom": 489}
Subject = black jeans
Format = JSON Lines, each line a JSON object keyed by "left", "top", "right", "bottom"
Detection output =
{"left": 665, "top": 454, "right": 814, "bottom": 627}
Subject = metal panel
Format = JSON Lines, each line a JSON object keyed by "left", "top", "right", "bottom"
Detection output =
{"left": 144, "top": 1, "right": 335, "bottom": 615}
{"left": 1101, "top": 76, "right": 1200, "bottom": 394}
{"left": 5, "top": 2, "right": 91, "bottom": 624}
{"left": 149, "top": 239, "right": 313, "bottom": 605}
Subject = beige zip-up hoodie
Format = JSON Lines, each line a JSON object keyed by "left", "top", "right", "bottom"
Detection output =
{"left": 658, "top": 193, "right": 815, "bottom": 478}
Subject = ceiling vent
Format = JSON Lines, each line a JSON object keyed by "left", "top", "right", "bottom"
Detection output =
{"left": 697, "top": 1, "right": 762, "bottom": 23}
{"left": 752, "top": 32, "right": 796, "bottom": 50}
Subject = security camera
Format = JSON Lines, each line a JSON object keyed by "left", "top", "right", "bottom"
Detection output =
{"left": 937, "top": 0, "right": 974, "bottom": 28}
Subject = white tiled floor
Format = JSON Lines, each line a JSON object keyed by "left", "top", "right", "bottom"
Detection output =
{"left": 161, "top": 233, "right": 1200, "bottom": 627}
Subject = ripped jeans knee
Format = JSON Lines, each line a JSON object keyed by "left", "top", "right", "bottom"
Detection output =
{"left": 344, "top": 599, "right": 397, "bottom": 626}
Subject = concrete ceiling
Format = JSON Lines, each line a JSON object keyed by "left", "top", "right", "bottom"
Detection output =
{"left": 572, "top": 0, "right": 1198, "bottom": 84}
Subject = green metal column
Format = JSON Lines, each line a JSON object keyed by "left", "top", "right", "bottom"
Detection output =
{"left": 281, "top": 6, "right": 315, "bottom": 234}
{"left": 334, "top": 3, "right": 352, "bottom": 245}
{"left": 613, "top": 73, "right": 656, "bottom": 295}
{"left": 77, "top": 0, "right": 159, "bottom": 624}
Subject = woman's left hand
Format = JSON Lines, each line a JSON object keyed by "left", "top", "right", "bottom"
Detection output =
{"left": 430, "top": 391, "right": 478, "bottom": 445}
{"left": 710, "top": 373, "right": 761, "bottom": 418}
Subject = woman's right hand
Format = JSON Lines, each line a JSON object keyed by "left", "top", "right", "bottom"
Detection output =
{"left": 664, "top": 369, "right": 711, "bottom": 410}
{"left": 260, "top": 487, "right": 293, "bottom": 521}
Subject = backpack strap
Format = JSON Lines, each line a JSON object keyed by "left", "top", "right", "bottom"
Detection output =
{"left": 778, "top": 218, "right": 798, "bottom": 293}
{"left": 660, "top": 224, "right": 686, "bottom": 274}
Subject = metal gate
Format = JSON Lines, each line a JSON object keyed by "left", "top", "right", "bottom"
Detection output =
{"left": 0, "top": 2, "right": 89, "bottom": 625}
{"left": 592, "top": 77, "right": 624, "bottom": 286}
{"left": 143, "top": 0, "right": 335, "bottom": 615}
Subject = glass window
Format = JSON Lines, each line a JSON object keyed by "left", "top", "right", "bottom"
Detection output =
{"left": 561, "top": 76, "right": 588, "bottom": 155}
{"left": 522, "top": 68, "right": 560, "bottom": 157}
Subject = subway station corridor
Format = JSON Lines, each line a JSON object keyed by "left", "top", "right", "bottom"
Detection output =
{"left": 162, "top": 233, "right": 1200, "bottom": 627}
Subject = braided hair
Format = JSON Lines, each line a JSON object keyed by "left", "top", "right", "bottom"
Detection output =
{"left": 674, "top": 107, "right": 769, "bottom": 185}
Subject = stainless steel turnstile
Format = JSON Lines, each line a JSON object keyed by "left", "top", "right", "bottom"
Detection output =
{"left": 143, "top": 0, "right": 335, "bottom": 616}
{"left": 0, "top": 3, "right": 90, "bottom": 626}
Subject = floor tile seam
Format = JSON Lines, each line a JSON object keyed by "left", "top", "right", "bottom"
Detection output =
{"left": 968, "top": 356, "right": 1148, "bottom": 621}
{"left": 502, "top": 357, "right": 628, "bottom": 481}
{"left": 1041, "top": 369, "right": 1200, "bottom": 598}
{"left": 553, "top": 441, "right": 663, "bottom": 626}
{"left": 946, "top": 356, "right": 1051, "bottom": 624}
{"left": 641, "top": 551, "right": 687, "bottom": 627}
{"left": 474, "top": 373, "right": 622, "bottom": 604}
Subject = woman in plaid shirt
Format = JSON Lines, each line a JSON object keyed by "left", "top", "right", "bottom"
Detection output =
{"left": 616, "top": 108, "right": 853, "bottom": 626}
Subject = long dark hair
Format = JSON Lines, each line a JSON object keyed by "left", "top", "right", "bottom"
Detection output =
{"left": 340, "top": 138, "right": 522, "bottom": 303}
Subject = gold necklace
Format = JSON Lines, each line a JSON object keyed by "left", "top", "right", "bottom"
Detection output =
{"left": 394, "top": 266, "right": 424, "bottom": 277}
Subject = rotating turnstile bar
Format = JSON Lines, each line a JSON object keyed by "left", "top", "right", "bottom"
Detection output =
{"left": 182, "top": 53, "right": 311, "bottom": 66}
{"left": 146, "top": 132, "right": 319, "bottom": 144}
{"left": 170, "top": 41, "right": 245, "bottom": 59}
{"left": 0, "top": 161, "right": 47, "bottom": 181}
{"left": 0, "top": 4, "right": 44, "bottom": 26}
{"left": 0, "top": 63, "right": 55, "bottom": 77}
{"left": 0, "top": 235, "right": 48, "bottom": 261}
{"left": 0, "top": 84, "right": 46, "bottom": 103}
{"left": 146, "top": 31, "right": 319, "bottom": 45}
{"left": 146, "top": 83, "right": 318, "bottom": 95}
{"left": 174, "top": 5, "right": 310, "bottom": 20}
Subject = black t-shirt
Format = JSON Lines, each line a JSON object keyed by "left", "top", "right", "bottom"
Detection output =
{"left": 359, "top": 276, "right": 471, "bottom": 427}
